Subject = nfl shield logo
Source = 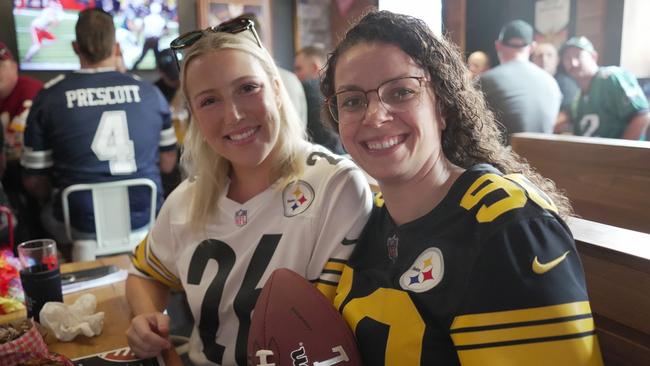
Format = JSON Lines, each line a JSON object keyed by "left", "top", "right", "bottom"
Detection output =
{"left": 235, "top": 209, "right": 247, "bottom": 227}
{"left": 387, "top": 234, "right": 399, "bottom": 262}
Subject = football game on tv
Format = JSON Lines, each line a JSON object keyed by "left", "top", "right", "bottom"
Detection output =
{"left": 13, "top": 0, "right": 179, "bottom": 71}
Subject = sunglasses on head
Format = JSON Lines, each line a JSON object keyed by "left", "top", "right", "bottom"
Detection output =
{"left": 169, "top": 18, "right": 262, "bottom": 70}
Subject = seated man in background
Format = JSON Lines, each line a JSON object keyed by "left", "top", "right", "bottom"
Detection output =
{"left": 0, "top": 41, "right": 45, "bottom": 243}
{"left": 21, "top": 8, "right": 177, "bottom": 245}
{"left": 557, "top": 36, "right": 650, "bottom": 139}
{"left": 479, "top": 20, "right": 561, "bottom": 141}
{"left": 295, "top": 45, "right": 345, "bottom": 154}
{"left": 531, "top": 42, "right": 579, "bottom": 112}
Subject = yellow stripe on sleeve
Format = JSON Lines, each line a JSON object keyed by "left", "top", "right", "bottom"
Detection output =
{"left": 451, "top": 301, "right": 592, "bottom": 330}
{"left": 450, "top": 301, "right": 603, "bottom": 366}
{"left": 456, "top": 334, "right": 603, "bottom": 366}
{"left": 144, "top": 240, "right": 178, "bottom": 281}
{"left": 324, "top": 260, "right": 345, "bottom": 272}
{"left": 316, "top": 282, "right": 337, "bottom": 302}
{"left": 451, "top": 317, "right": 596, "bottom": 346}
{"left": 132, "top": 238, "right": 183, "bottom": 290}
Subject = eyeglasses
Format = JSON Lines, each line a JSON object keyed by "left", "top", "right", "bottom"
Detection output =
{"left": 169, "top": 18, "right": 262, "bottom": 70}
{"left": 326, "top": 76, "right": 429, "bottom": 125}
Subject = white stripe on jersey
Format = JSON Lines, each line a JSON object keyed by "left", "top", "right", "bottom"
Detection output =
{"left": 159, "top": 126, "right": 178, "bottom": 147}
{"left": 21, "top": 147, "right": 53, "bottom": 169}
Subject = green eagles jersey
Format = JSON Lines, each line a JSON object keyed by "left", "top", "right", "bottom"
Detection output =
{"left": 335, "top": 165, "right": 603, "bottom": 366}
{"left": 571, "top": 66, "right": 649, "bottom": 138}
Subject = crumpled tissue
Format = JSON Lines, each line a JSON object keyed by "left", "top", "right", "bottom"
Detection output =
{"left": 39, "top": 293, "right": 105, "bottom": 341}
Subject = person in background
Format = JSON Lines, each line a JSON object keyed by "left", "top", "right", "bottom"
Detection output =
{"left": 0, "top": 41, "right": 44, "bottom": 244}
{"left": 531, "top": 42, "right": 579, "bottom": 111}
{"left": 125, "top": 18, "right": 372, "bottom": 366}
{"left": 23, "top": 0, "right": 64, "bottom": 63}
{"left": 295, "top": 45, "right": 345, "bottom": 154}
{"left": 132, "top": 2, "right": 166, "bottom": 70}
{"left": 467, "top": 50, "right": 491, "bottom": 80}
{"left": 322, "top": 10, "right": 603, "bottom": 365}
{"left": 479, "top": 19, "right": 561, "bottom": 140}
{"left": 294, "top": 45, "right": 326, "bottom": 82}
{"left": 153, "top": 48, "right": 186, "bottom": 197}
{"left": 557, "top": 36, "right": 650, "bottom": 139}
{"left": 236, "top": 13, "right": 308, "bottom": 128}
{"left": 21, "top": 8, "right": 177, "bottom": 245}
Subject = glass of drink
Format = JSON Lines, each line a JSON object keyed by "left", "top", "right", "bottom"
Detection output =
{"left": 18, "top": 238, "right": 63, "bottom": 322}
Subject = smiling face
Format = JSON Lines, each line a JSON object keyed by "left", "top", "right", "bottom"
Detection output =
{"left": 185, "top": 49, "right": 281, "bottom": 175}
{"left": 334, "top": 42, "right": 445, "bottom": 184}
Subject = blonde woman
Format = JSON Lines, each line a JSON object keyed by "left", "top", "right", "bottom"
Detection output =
{"left": 125, "top": 19, "right": 372, "bottom": 366}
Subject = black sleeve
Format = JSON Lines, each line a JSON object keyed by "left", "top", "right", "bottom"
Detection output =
{"left": 449, "top": 217, "right": 603, "bottom": 365}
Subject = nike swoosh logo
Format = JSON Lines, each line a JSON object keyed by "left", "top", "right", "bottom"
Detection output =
{"left": 532, "top": 251, "right": 570, "bottom": 274}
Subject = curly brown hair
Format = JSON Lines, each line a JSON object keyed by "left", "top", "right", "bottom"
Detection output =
{"left": 321, "top": 11, "right": 572, "bottom": 218}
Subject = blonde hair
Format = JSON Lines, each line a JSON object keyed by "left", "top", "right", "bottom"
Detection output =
{"left": 179, "top": 31, "right": 307, "bottom": 230}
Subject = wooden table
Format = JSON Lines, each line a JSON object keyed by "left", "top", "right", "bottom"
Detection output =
{"left": 0, "top": 255, "right": 132, "bottom": 359}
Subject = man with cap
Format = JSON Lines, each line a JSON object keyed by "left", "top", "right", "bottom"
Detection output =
{"left": 479, "top": 19, "right": 561, "bottom": 142}
{"left": 21, "top": 9, "right": 177, "bottom": 245}
{"left": 0, "top": 41, "right": 44, "bottom": 243}
{"left": 557, "top": 36, "right": 649, "bottom": 139}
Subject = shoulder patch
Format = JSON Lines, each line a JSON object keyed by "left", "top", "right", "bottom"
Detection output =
{"left": 399, "top": 247, "right": 444, "bottom": 293}
{"left": 43, "top": 74, "right": 66, "bottom": 89}
{"left": 283, "top": 180, "right": 315, "bottom": 217}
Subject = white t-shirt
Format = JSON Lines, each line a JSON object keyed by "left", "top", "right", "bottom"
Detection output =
{"left": 130, "top": 143, "right": 372, "bottom": 366}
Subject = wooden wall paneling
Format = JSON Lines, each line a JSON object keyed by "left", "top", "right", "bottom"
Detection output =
{"left": 575, "top": 0, "right": 607, "bottom": 58}
{"left": 329, "top": 0, "right": 377, "bottom": 48}
{"left": 569, "top": 217, "right": 650, "bottom": 365}
{"left": 443, "top": 0, "right": 466, "bottom": 53}
{"left": 511, "top": 133, "right": 650, "bottom": 234}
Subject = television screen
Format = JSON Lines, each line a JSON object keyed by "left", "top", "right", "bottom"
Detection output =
{"left": 13, "top": 0, "right": 179, "bottom": 71}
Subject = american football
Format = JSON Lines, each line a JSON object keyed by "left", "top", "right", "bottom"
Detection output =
{"left": 247, "top": 268, "right": 362, "bottom": 366}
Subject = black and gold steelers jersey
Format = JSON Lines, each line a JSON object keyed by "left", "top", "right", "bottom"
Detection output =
{"left": 334, "top": 164, "right": 603, "bottom": 366}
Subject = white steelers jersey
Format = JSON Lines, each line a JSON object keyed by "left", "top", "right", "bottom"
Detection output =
{"left": 130, "top": 142, "right": 373, "bottom": 366}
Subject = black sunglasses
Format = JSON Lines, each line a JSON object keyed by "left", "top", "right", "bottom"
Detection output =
{"left": 169, "top": 18, "right": 262, "bottom": 70}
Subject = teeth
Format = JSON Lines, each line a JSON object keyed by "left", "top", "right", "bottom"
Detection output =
{"left": 366, "top": 136, "right": 401, "bottom": 150}
{"left": 229, "top": 128, "right": 256, "bottom": 141}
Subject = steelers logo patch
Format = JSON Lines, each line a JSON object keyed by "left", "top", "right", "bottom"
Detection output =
{"left": 283, "top": 180, "right": 315, "bottom": 217}
{"left": 399, "top": 247, "right": 444, "bottom": 293}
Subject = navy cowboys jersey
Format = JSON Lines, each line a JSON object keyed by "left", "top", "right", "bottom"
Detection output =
{"left": 335, "top": 164, "right": 603, "bottom": 366}
{"left": 130, "top": 143, "right": 373, "bottom": 366}
{"left": 21, "top": 68, "right": 177, "bottom": 232}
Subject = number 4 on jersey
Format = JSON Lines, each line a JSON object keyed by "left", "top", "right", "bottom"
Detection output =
{"left": 91, "top": 110, "right": 137, "bottom": 175}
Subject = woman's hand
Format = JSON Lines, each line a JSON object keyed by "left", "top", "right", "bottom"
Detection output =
{"left": 126, "top": 312, "right": 172, "bottom": 358}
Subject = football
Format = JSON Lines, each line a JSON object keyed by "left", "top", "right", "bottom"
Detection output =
{"left": 247, "top": 268, "right": 362, "bottom": 366}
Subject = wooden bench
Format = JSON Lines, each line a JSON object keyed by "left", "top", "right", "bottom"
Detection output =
{"left": 568, "top": 217, "right": 650, "bottom": 365}
{"left": 511, "top": 133, "right": 650, "bottom": 234}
